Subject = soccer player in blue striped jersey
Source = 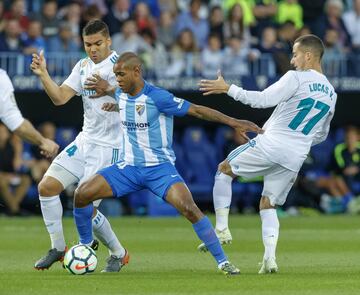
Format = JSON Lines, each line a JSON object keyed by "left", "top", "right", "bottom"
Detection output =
{"left": 73, "top": 52, "right": 263, "bottom": 275}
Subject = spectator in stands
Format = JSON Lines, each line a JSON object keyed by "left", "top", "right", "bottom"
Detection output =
{"left": 333, "top": 126, "right": 360, "bottom": 196}
{"left": 3, "top": 0, "right": 29, "bottom": 32}
{"left": 322, "top": 28, "right": 346, "bottom": 76}
{"left": 224, "top": 3, "right": 251, "bottom": 49}
{"left": 139, "top": 28, "right": 167, "bottom": 78}
{"left": 39, "top": 0, "right": 60, "bottom": 40}
{"left": 276, "top": 0, "right": 303, "bottom": 29}
{"left": 256, "top": 26, "right": 281, "bottom": 76}
{"left": 166, "top": 28, "right": 201, "bottom": 77}
{"left": 47, "top": 21, "right": 80, "bottom": 53}
{"left": 251, "top": 0, "right": 278, "bottom": 37}
{"left": 175, "top": 0, "right": 209, "bottom": 49}
{"left": 60, "top": 1, "right": 81, "bottom": 45}
{"left": 300, "top": 0, "right": 326, "bottom": 37}
{"left": 201, "top": 33, "right": 223, "bottom": 78}
{"left": 27, "top": 121, "right": 56, "bottom": 183}
{"left": 0, "top": 0, "right": 6, "bottom": 33}
{"left": 209, "top": 5, "right": 225, "bottom": 47}
{"left": 22, "top": 19, "right": 46, "bottom": 56}
{"left": 0, "top": 123, "right": 31, "bottom": 215}
{"left": 319, "top": 0, "right": 352, "bottom": 52}
{"left": 111, "top": 19, "right": 151, "bottom": 55}
{"left": 223, "top": 0, "right": 256, "bottom": 27}
{"left": 80, "top": 4, "right": 103, "bottom": 34}
{"left": 103, "top": 0, "right": 130, "bottom": 36}
{"left": 0, "top": 19, "right": 24, "bottom": 52}
{"left": 275, "top": 21, "right": 297, "bottom": 74}
{"left": 132, "top": 1, "right": 157, "bottom": 37}
{"left": 157, "top": 10, "right": 176, "bottom": 50}
{"left": 158, "top": 0, "right": 178, "bottom": 15}
{"left": 130, "top": 0, "right": 161, "bottom": 19}
{"left": 343, "top": 0, "right": 360, "bottom": 52}
{"left": 222, "top": 35, "right": 260, "bottom": 77}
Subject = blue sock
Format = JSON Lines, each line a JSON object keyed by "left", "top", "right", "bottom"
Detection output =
{"left": 73, "top": 204, "right": 94, "bottom": 244}
{"left": 193, "top": 216, "right": 227, "bottom": 265}
{"left": 342, "top": 192, "right": 354, "bottom": 209}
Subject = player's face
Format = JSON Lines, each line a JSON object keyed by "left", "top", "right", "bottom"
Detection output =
{"left": 290, "top": 43, "right": 306, "bottom": 71}
{"left": 83, "top": 33, "right": 111, "bottom": 64}
{"left": 113, "top": 62, "right": 137, "bottom": 95}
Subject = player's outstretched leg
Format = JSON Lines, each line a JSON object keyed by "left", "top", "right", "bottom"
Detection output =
{"left": 258, "top": 196, "right": 279, "bottom": 274}
{"left": 166, "top": 182, "right": 240, "bottom": 275}
{"left": 92, "top": 208, "right": 129, "bottom": 272}
{"left": 35, "top": 177, "right": 67, "bottom": 270}
{"left": 198, "top": 162, "right": 235, "bottom": 252}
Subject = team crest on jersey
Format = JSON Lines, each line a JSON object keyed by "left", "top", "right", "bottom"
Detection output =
{"left": 81, "top": 59, "right": 88, "bottom": 67}
{"left": 136, "top": 104, "right": 145, "bottom": 116}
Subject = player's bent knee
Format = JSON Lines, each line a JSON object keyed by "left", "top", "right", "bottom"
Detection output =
{"left": 180, "top": 201, "right": 202, "bottom": 222}
{"left": 74, "top": 183, "right": 94, "bottom": 208}
{"left": 38, "top": 176, "right": 63, "bottom": 197}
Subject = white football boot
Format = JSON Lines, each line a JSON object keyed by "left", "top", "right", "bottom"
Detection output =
{"left": 258, "top": 257, "right": 278, "bottom": 274}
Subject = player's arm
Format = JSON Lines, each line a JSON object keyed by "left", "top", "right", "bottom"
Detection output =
{"left": 187, "top": 103, "right": 263, "bottom": 142}
{"left": 13, "top": 119, "right": 59, "bottom": 158}
{"left": 199, "top": 70, "right": 299, "bottom": 108}
{"left": 31, "top": 50, "right": 76, "bottom": 105}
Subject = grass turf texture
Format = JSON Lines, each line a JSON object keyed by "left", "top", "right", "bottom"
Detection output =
{"left": 0, "top": 215, "right": 359, "bottom": 295}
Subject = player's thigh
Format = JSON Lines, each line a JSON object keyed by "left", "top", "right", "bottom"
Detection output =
{"left": 143, "top": 162, "right": 185, "bottom": 200}
{"left": 97, "top": 163, "right": 143, "bottom": 198}
{"left": 227, "top": 141, "right": 273, "bottom": 179}
{"left": 45, "top": 136, "right": 85, "bottom": 189}
{"left": 80, "top": 144, "right": 121, "bottom": 207}
{"left": 263, "top": 166, "right": 298, "bottom": 206}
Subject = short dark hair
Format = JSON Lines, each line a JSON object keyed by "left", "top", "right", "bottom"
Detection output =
{"left": 82, "top": 19, "right": 110, "bottom": 37}
{"left": 116, "top": 52, "right": 143, "bottom": 70}
{"left": 294, "top": 34, "right": 325, "bottom": 60}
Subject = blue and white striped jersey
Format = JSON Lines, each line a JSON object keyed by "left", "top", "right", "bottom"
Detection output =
{"left": 115, "top": 81, "right": 190, "bottom": 167}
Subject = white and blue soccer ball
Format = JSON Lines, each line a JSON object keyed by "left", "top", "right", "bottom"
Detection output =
{"left": 63, "top": 245, "right": 97, "bottom": 275}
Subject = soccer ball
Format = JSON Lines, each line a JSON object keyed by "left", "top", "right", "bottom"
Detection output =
{"left": 63, "top": 245, "right": 97, "bottom": 275}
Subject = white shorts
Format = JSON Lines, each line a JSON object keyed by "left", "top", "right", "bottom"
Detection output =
{"left": 45, "top": 133, "right": 121, "bottom": 206}
{"left": 226, "top": 140, "right": 298, "bottom": 206}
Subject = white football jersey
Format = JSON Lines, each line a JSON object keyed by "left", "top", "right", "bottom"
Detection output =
{"left": 0, "top": 69, "right": 24, "bottom": 131}
{"left": 228, "top": 70, "right": 337, "bottom": 172}
{"left": 63, "top": 51, "right": 122, "bottom": 148}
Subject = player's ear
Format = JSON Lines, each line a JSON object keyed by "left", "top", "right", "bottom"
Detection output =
{"left": 107, "top": 37, "right": 112, "bottom": 47}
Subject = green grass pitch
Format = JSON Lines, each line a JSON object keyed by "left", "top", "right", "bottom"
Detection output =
{"left": 0, "top": 215, "right": 359, "bottom": 295}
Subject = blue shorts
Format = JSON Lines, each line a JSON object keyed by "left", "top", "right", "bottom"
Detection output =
{"left": 97, "top": 162, "right": 185, "bottom": 200}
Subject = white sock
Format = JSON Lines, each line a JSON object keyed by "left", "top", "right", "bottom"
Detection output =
{"left": 92, "top": 210, "right": 125, "bottom": 258}
{"left": 39, "top": 195, "right": 66, "bottom": 251}
{"left": 260, "top": 209, "right": 279, "bottom": 260}
{"left": 213, "top": 172, "right": 233, "bottom": 231}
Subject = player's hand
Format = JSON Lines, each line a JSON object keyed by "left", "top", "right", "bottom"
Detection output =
{"left": 30, "top": 50, "right": 47, "bottom": 76}
{"left": 199, "top": 70, "right": 231, "bottom": 96}
{"left": 102, "top": 103, "right": 119, "bottom": 112}
{"left": 39, "top": 138, "right": 59, "bottom": 158}
{"left": 232, "top": 119, "right": 264, "bottom": 143}
{"left": 85, "top": 74, "right": 111, "bottom": 98}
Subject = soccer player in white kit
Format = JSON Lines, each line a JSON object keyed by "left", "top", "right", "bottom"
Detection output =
{"left": 0, "top": 69, "right": 58, "bottom": 158}
{"left": 31, "top": 20, "right": 129, "bottom": 272}
{"left": 198, "top": 34, "right": 337, "bottom": 273}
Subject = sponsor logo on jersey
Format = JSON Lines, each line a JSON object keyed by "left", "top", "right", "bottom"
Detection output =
{"left": 136, "top": 104, "right": 145, "bottom": 116}
{"left": 122, "top": 121, "right": 150, "bottom": 131}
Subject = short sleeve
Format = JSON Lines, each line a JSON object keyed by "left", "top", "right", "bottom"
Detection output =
{"left": 62, "top": 60, "right": 82, "bottom": 95}
{"left": 151, "top": 89, "right": 190, "bottom": 117}
{"left": 0, "top": 71, "right": 24, "bottom": 131}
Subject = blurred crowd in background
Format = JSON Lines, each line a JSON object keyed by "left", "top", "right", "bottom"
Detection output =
{"left": 0, "top": 0, "right": 360, "bottom": 77}
{"left": 1, "top": 0, "right": 360, "bottom": 217}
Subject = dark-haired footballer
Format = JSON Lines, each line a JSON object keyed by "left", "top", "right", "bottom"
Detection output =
{"left": 31, "top": 19, "right": 128, "bottom": 272}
